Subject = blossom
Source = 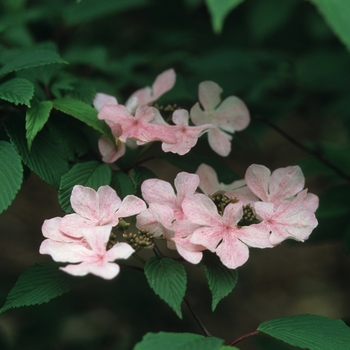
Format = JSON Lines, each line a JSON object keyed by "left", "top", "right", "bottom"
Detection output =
{"left": 93, "top": 93, "right": 118, "bottom": 111}
{"left": 183, "top": 194, "right": 272, "bottom": 269}
{"left": 252, "top": 190, "right": 318, "bottom": 245}
{"left": 60, "top": 185, "right": 146, "bottom": 236}
{"left": 45, "top": 225, "right": 134, "bottom": 279}
{"left": 190, "top": 81, "right": 250, "bottom": 156}
{"left": 98, "top": 135, "right": 126, "bottom": 163}
{"left": 244, "top": 164, "right": 319, "bottom": 212}
{"left": 136, "top": 203, "right": 205, "bottom": 264}
{"left": 126, "top": 68, "right": 176, "bottom": 107}
{"left": 141, "top": 172, "right": 200, "bottom": 220}
{"left": 98, "top": 104, "right": 176, "bottom": 144}
{"left": 161, "top": 109, "right": 214, "bottom": 155}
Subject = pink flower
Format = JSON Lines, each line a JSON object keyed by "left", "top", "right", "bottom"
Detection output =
{"left": 98, "top": 104, "right": 176, "bottom": 145}
{"left": 126, "top": 69, "right": 176, "bottom": 107}
{"left": 245, "top": 164, "right": 319, "bottom": 212}
{"left": 93, "top": 93, "right": 118, "bottom": 111}
{"left": 60, "top": 185, "right": 146, "bottom": 236}
{"left": 252, "top": 190, "right": 318, "bottom": 245}
{"left": 190, "top": 81, "right": 250, "bottom": 156}
{"left": 50, "top": 225, "right": 134, "bottom": 279}
{"left": 183, "top": 194, "right": 272, "bottom": 269}
{"left": 136, "top": 203, "right": 205, "bottom": 264}
{"left": 161, "top": 109, "right": 214, "bottom": 155}
{"left": 141, "top": 172, "right": 200, "bottom": 220}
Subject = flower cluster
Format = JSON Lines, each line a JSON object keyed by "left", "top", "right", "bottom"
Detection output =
{"left": 39, "top": 186, "right": 146, "bottom": 279}
{"left": 40, "top": 164, "right": 318, "bottom": 278}
{"left": 94, "top": 69, "right": 250, "bottom": 162}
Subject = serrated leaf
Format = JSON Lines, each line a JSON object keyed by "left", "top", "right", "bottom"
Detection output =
{"left": 110, "top": 170, "right": 135, "bottom": 199}
{"left": 204, "top": 0, "right": 244, "bottom": 34}
{"left": 309, "top": 0, "right": 350, "bottom": 53}
{"left": 0, "top": 141, "right": 23, "bottom": 214}
{"left": 5, "top": 115, "right": 69, "bottom": 189}
{"left": 144, "top": 257, "right": 187, "bottom": 318}
{"left": 0, "top": 262, "right": 79, "bottom": 314}
{"left": 131, "top": 166, "right": 157, "bottom": 198}
{"left": 258, "top": 314, "right": 350, "bottom": 350}
{"left": 52, "top": 97, "right": 111, "bottom": 135}
{"left": 26, "top": 100, "right": 53, "bottom": 150}
{"left": 202, "top": 253, "right": 238, "bottom": 311}
{"left": 59, "top": 161, "right": 112, "bottom": 213}
{"left": 0, "top": 78, "right": 34, "bottom": 107}
{"left": 0, "top": 49, "right": 67, "bottom": 77}
{"left": 134, "top": 332, "right": 224, "bottom": 350}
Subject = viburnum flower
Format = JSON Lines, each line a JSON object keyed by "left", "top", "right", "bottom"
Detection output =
{"left": 252, "top": 190, "right": 318, "bottom": 245}
{"left": 136, "top": 203, "right": 205, "bottom": 264}
{"left": 126, "top": 68, "right": 176, "bottom": 107}
{"left": 245, "top": 164, "right": 319, "bottom": 211}
{"left": 47, "top": 225, "right": 134, "bottom": 279}
{"left": 183, "top": 194, "right": 272, "bottom": 269}
{"left": 161, "top": 109, "right": 214, "bottom": 155}
{"left": 60, "top": 185, "right": 146, "bottom": 236}
{"left": 98, "top": 104, "right": 177, "bottom": 145}
{"left": 190, "top": 81, "right": 250, "bottom": 156}
{"left": 141, "top": 172, "right": 200, "bottom": 220}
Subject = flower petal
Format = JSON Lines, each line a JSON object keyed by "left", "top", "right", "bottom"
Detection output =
{"left": 207, "top": 127, "right": 232, "bottom": 157}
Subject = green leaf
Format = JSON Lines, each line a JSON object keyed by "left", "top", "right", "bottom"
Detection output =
{"left": 258, "top": 314, "right": 350, "bottom": 350}
{"left": 25, "top": 100, "right": 53, "bottom": 150}
{"left": 134, "top": 332, "right": 224, "bottom": 350}
{"left": 52, "top": 97, "right": 111, "bottom": 135}
{"left": 144, "top": 258, "right": 187, "bottom": 318}
{"left": 158, "top": 152, "right": 238, "bottom": 184}
{"left": 5, "top": 115, "right": 69, "bottom": 189}
{"left": 58, "top": 161, "right": 112, "bottom": 213}
{"left": 110, "top": 170, "right": 135, "bottom": 199}
{"left": 204, "top": 0, "right": 244, "bottom": 33}
{"left": 0, "top": 262, "right": 79, "bottom": 314}
{"left": 0, "top": 141, "right": 23, "bottom": 214}
{"left": 308, "top": 0, "right": 350, "bottom": 53}
{"left": 131, "top": 166, "right": 157, "bottom": 198}
{"left": 0, "top": 78, "right": 34, "bottom": 107}
{"left": 0, "top": 49, "right": 67, "bottom": 78}
{"left": 202, "top": 253, "right": 238, "bottom": 311}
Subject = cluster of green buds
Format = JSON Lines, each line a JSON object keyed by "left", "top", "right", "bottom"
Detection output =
{"left": 237, "top": 204, "right": 262, "bottom": 227}
{"left": 122, "top": 229, "right": 154, "bottom": 250}
{"left": 208, "top": 192, "right": 239, "bottom": 216}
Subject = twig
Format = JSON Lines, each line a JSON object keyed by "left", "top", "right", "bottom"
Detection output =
{"left": 228, "top": 330, "right": 259, "bottom": 346}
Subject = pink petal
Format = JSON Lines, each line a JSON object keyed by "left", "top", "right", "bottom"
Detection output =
{"left": 198, "top": 81, "right": 222, "bottom": 111}
{"left": 304, "top": 192, "right": 319, "bottom": 212}
{"left": 269, "top": 166, "right": 305, "bottom": 202}
{"left": 175, "top": 241, "right": 203, "bottom": 264}
{"left": 106, "top": 242, "right": 135, "bottom": 261}
{"left": 98, "top": 135, "right": 126, "bottom": 163}
{"left": 190, "top": 226, "right": 223, "bottom": 252}
{"left": 116, "top": 195, "right": 147, "bottom": 218}
{"left": 245, "top": 164, "right": 271, "bottom": 202}
{"left": 81, "top": 226, "right": 112, "bottom": 254}
{"left": 190, "top": 103, "right": 211, "bottom": 126}
{"left": 222, "top": 202, "right": 244, "bottom": 224}
{"left": 216, "top": 238, "right": 249, "bottom": 269}
{"left": 182, "top": 194, "right": 222, "bottom": 226}
{"left": 42, "top": 217, "right": 81, "bottom": 242}
{"left": 152, "top": 68, "right": 176, "bottom": 101}
{"left": 215, "top": 96, "right": 250, "bottom": 131}
{"left": 128, "top": 87, "right": 152, "bottom": 106}
{"left": 97, "top": 186, "right": 122, "bottom": 224}
{"left": 207, "top": 127, "right": 232, "bottom": 157}
{"left": 60, "top": 213, "right": 94, "bottom": 237}
{"left": 196, "top": 163, "right": 221, "bottom": 195}
{"left": 60, "top": 261, "right": 121, "bottom": 279}
{"left": 141, "top": 178, "right": 176, "bottom": 205}
{"left": 70, "top": 185, "right": 100, "bottom": 220}
{"left": 93, "top": 93, "right": 118, "bottom": 111}
{"left": 174, "top": 172, "right": 199, "bottom": 203}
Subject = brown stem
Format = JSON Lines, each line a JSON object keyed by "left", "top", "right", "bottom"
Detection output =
{"left": 228, "top": 330, "right": 259, "bottom": 346}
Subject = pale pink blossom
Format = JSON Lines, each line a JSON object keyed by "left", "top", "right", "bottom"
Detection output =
{"left": 252, "top": 190, "right": 318, "bottom": 245}
{"left": 98, "top": 104, "right": 176, "bottom": 144}
{"left": 136, "top": 203, "right": 204, "bottom": 264}
{"left": 54, "top": 225, "right": 134, "bottom": 279}
{"left": 190, "top": 81, "right": 250, "bottom": 156}
{"left": 126, "top": 69, "right": 176, "bottom": 107}
{"left": 60, "top": 185, "right": 146, "bottom": 236}
{"left": 161, "top": 109, "right": 214, "bottom": 155}
{"left": 183, "top": 194, "right": 272, "bottom": 269}
{"left": 141, "top": 172, "right": 200, "bottom": 220}
{"left": 245, "top": 164, "right": 319, "bottom": 212}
